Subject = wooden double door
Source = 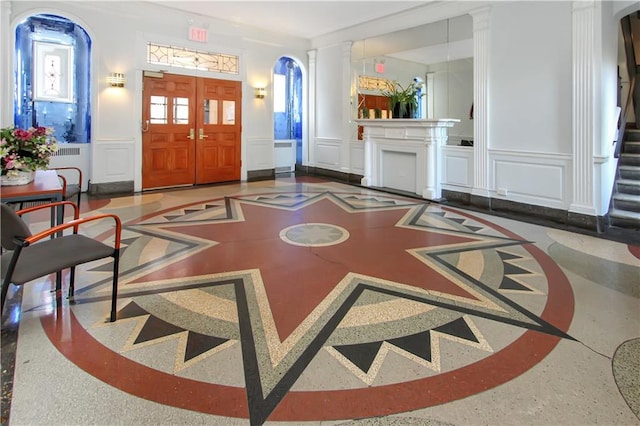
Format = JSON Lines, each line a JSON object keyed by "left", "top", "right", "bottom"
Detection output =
{"left": 142, "top": 73, "right": 241, "bottom": 189}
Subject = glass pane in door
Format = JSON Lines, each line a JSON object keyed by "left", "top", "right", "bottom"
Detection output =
{"left": 150, "top": 95, "right": 167, "bottom": 124}
{"left": 222, "top": 100, "right": 235, "bottom": 125}
{"left": 173, "top": 97, "right": 189, "bottom": 124}
{"left": 204, "top": 99, "right": 218, "bottom": 125}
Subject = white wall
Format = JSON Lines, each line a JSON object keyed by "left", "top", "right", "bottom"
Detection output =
{"left": 489, "top": 1, "right": 572, "bottom": 154}
{"left": 316, "top": 44, "right": 344, "bottom": 139}
{"left": 5, "top": 1, "right": 310, "bottom": 190}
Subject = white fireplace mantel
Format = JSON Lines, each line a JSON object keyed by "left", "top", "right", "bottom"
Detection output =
{"left": 356, "top": 119, "right": 459, "bottom": 200}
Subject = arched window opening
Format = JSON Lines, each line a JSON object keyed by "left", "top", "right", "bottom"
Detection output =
{"left": 14, "top": 14, "right": 91, "bottom": 143}
{"left": 273, "top": 57, "right": 302, "bottom": 168}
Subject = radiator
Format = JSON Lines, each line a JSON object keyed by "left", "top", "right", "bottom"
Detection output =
{"left": 274, "top": 139, "right": 295, "bottom": 172}
{"left": 49, "top": 143, "right": 91, "bottom": 191}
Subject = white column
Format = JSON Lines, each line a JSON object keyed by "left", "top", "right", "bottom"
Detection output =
{"left": 570, "top": 1, "right": 597, "bottom": 215}
{"left": 0, "top": 1, "right": 12, "bottom": 125}
{"left": 307, "top": 49, "right": 317, "bottom": 167}
{"left": 341, "top": 41, "right": 353, "bottom": 173}
{"left": 470, "top": 6, "right": 491, "bottom": 198}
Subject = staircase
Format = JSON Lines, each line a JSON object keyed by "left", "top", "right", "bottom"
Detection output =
{"left": 610, "top": 128, "right": 640, "bottom": 229}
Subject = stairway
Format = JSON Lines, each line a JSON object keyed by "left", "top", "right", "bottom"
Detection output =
{"left": 610, "top": 128, "right": 640, "bottom": 229}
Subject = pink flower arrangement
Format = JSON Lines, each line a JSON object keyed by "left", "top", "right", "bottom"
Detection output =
{"left": 0, "top": 126, "right": 57, "bottom": 176}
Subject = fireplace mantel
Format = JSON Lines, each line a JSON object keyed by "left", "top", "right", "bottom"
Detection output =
{"left": 355, "top": 119, "right": 459, "bottom": 200}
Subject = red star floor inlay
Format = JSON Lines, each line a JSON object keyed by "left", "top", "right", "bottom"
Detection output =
{"left": 9, "top": 187, "right": 581, "bottom": 424}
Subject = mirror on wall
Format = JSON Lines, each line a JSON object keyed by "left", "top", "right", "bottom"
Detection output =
{"left": 352, "top": 15, "right": 474, "bottom": 145}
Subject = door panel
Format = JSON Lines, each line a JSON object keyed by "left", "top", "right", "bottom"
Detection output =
{"left": 142, "top": 74, "right": 196, "bottom": 189}
{"left": 142, "top": 73, "right": 242, "bottom": 189}
{"left": 196, "top": 78, "right": 242, "bottom": 184}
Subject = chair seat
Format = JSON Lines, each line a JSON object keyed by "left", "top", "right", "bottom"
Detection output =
{"left": 1, "top": 234, "right": 114, "bottom": 285}
{"left": 65, "top": 184, "right": 81, "bottom": 198}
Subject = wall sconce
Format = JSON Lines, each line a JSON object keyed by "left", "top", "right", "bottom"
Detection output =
{"left": 254, "top": 87, "right": 266, "bottom": 99}
{"left": 107, "top": 72, "right": 126, "bottom": 88}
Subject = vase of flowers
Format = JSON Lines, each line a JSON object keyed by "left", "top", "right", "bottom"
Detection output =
{"left": 0, "top": 126, "right": 57, "bottom": 186}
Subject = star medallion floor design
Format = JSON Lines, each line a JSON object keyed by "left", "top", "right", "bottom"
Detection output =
{"left": 30, "top": 189, "right": 578, "bottom": 425}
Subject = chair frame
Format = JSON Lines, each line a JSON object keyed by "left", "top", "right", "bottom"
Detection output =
{"left": 51, "top": 166, "right": 83, "bottom": 207}
{"left": 1, "top": 201, "right": 121, "bottom": 322}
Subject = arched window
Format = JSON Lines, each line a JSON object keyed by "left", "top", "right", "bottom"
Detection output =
{"left": 14, "top": 14, "right": 91, "bottom": 143}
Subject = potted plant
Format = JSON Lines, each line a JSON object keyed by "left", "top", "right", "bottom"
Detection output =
{"left": 0, "top": 126, "right": 58, "bottom": 185}
{"left": 381, "top": 80, "right": 423, "bottom": 118}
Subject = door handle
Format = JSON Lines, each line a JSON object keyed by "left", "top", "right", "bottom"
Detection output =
{"left": 188, "top": 128, "right": 195, "bottom": 140}
{"left": 142, "top": 119, "right": 149, "bottom": 132}
{"left": 199, "top": 128, "right": 209, "bottom": 140}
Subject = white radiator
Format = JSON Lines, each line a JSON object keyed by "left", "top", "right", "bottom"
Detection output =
{"left": 274, "top": 139, "right": 295, "bottom": 173}
{"left": 49, "top": 143, "right": 91, "bottom": 191}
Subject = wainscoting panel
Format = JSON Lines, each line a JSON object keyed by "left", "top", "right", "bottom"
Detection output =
{"left": 350, "top": 141, "right": 365, "bottom": 175}
{"left": 442, "top": 146, "right": 473, "bottom": 188}
{"left": 92, "top": 139, "right": 135, "bottom": 184}
{"left": 315, "top": 138, "right": 342, "bottom": 169}
{"left": 246, "top": 138, "right": 274, "bottom": 171}
{"left": 490, "top": 151, "right": 571, "bottom": 208}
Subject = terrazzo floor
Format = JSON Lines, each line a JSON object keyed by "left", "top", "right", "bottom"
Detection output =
{"left": 1, "top": 176, "right": 639, "bottom": 425}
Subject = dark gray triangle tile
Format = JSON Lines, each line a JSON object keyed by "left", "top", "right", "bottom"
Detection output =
{"left": 465, "top": 225, "right": 484, "bottom": 233}
{"left": 499, "top": 276, "right": 533, "bottom": 291}
{"left": 433, "top": 317, "right": 479, "bottom": 343}
{"left": 447, "top": 218, "right": 466, "bottom": 224}
{"left": 120, "top": 237, "right": 140, "bottom": 246}
{"left": 183, "top": 209, "right": 202, "bottom": 215}
{"left": 164, "top": 215, "right": 183, "bottom": 221}
{"left": 388, "top": 331, "right": 432, "bottom": 362}
{"left": 204, "top": 204, "right": 219, "bottom": 209}
{"left": 497, "top": 251, "right": 521, "bottom": 261}
{"left": 184, "top": 331, "right": 229, "bottom": 362}
{"left": 117, "top": 302, "right": 148, "bottom": 320}
{"left": 333, "top": 341, "right": 383, "bottom": 373}
{"left": 503, "top": 263, "right": 530, "bottom": 275}
{"left": 87, "top": 259, "right": 115, "bottom": 272}
{"left": 134, "top": 315, "right": 184, "bottom": 344}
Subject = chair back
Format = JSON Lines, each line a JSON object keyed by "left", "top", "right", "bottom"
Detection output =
{"left": 1, "top": 203, "right": 32, "bottom": 250}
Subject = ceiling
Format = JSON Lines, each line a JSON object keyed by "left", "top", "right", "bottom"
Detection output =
{"left": 148, "top": 1, "right": 426, "bottom": 40}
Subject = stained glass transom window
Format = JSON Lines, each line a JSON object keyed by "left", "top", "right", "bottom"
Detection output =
{"left": 359, "top": 76, "right": 394, "bottom": 92}
{"left": 147, "top": 43, "right": 239, "bottom": 74}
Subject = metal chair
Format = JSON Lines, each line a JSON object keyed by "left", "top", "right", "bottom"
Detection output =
{"left": 52, "top": 166, "right": 83, "bottom": 207}
{"left": 0, "top": 201, "right": 121, "bottom": 322}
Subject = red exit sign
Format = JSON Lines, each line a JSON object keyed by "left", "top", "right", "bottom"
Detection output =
{"left": 189, "top": 26, "right": 208, "bottom": 43}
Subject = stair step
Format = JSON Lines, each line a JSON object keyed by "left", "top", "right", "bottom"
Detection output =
{"left": 613, "top": 193, "right": 640, "bottom": 213}
{"left": 610, "top": 208, "right": 640, "bottom": 230}
{"left": 624, "top": 141, "right": 640, "bottom": 154}
{"left": 619, "top": 165, "right": 640, "bottom": 180}
{"left": 617, "top": 179, "right": 640, "bottom": 195}
{"left": 620, "top": 153, "right": 640, "bottom": 166}
{"left": 625, "top": 129, "right": 640, "bottom": 141}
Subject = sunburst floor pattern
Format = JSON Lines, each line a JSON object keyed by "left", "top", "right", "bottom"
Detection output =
{"left": 2, "top": 177, "right": 639, "bottom": 425}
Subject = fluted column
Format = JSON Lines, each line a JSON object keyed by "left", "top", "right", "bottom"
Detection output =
{"left": 341, "top": 41, "right": 353, "bottom": 172}
{"left": 470, "top": 7, "right": 491, "bottom": 198}
{"left": 307, "top": 49, "right": 317, "bottom": 166}
{"left": 570, "top": 1, "right": 596, "bottom": 215}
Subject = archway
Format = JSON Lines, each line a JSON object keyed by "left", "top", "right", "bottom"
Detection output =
{"left": 273, "top": 56, "right": 303, "bottom": 172}
{"left": 14, "top": 14, "right": 91, "bottom": 144}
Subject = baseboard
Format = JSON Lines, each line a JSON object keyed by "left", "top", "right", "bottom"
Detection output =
{"left": 88, "top": 181, "right": 134, "bottom": 195}
{"left": 247, "top": 169, "right": 275, "bottom": 182}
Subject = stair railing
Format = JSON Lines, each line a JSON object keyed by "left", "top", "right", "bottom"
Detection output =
{"left": 614, "top": 14, "right": 638, "bottom": 159}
